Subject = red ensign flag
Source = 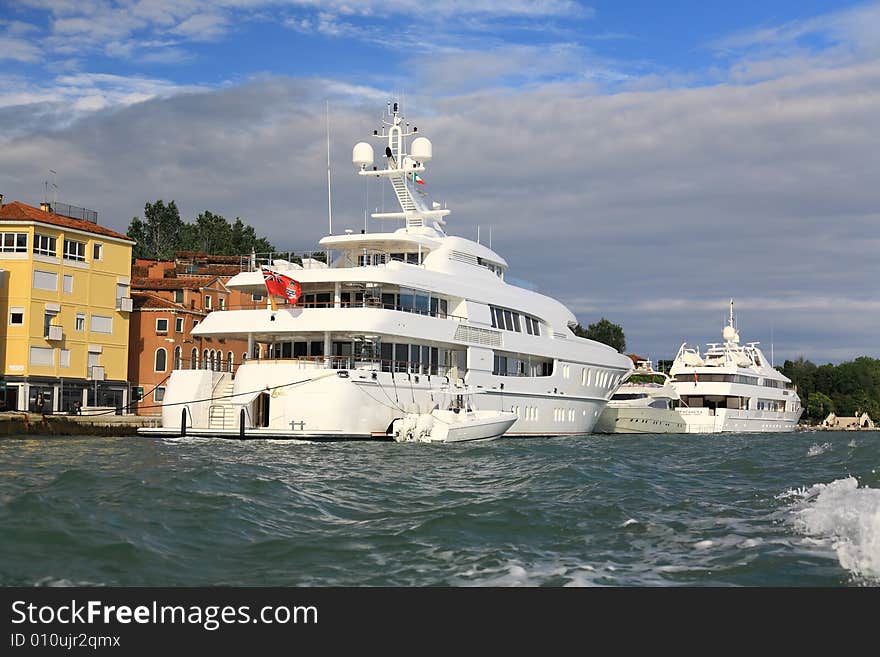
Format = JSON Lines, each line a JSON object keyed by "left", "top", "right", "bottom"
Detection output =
{"left": 261, "top": 267, "right": 302, "bottom": 304}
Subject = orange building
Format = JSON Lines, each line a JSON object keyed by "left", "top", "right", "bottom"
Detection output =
{"left": 128, "top": 255, "right": 256, "bottom": 415}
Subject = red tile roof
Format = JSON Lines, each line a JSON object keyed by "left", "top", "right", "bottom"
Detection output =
{"left": 0, "top": 201, "right": 132, "bottom": 242}
{"left": 131, "top": 276, "right": 218, "bottom": 291}
{"left": 174, "top": 264, "right": 242, "bottom": 277}
{"left": 131, "top": 291, "right": 188, "bottom": 311}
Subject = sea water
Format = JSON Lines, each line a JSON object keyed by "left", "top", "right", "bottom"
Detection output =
{"left": 0, "top": 431, "right": 877, "bottom": 586}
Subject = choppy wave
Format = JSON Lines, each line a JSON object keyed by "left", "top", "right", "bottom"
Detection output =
{"left": 1, "top": 432, "right": 878, "bottom": 586}
{"left": 807, "top": 442, "right": 833, "bottom": 456}
{"left": 784, "top": 477, "right": 880, "bottom": 584}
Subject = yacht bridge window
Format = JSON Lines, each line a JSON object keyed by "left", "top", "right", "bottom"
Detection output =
{"left": 492, "top": 352, "right": 553, "bottom": 377}
{"left": 490, "top": 305, "right": 541, "bottom": 335}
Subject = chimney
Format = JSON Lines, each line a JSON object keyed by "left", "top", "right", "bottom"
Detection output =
{"left": 39, "top": 201, "right": 51, "bottom": 212}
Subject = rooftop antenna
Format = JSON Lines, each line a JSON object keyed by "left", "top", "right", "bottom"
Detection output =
{"left": 477, "top": 225, "right": 481, "bottom": 244}
{"left": 49, "top": 169, "right": 58, "bottom": 206}
{"left": 326, "top": 100, "right": 333, "bottom": 236}
{"left": 489, "top": 225, "right": 492, "bottom": 249}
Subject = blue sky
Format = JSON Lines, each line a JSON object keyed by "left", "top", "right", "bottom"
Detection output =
{"left": 1, "top": 1, "right": 879, "bottom": 363}
{"left": 2, "top": 1, "right": 867, "bottom": 93}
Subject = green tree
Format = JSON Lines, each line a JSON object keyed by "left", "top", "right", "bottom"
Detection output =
{"left": 127, "top": 201, "right": 275, "bottom": 259}
{"left": 571, "top": 318, "right": 626, "bottom": 353}
{"left": 805, "top": 392, "right": 834, "bottom": 421}
{"left": 127, "top": 200, "right": 184, "bottom": 260}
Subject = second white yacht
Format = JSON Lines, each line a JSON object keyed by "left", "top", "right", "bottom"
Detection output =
{"left": 593, "top": 360, "right": 686, "bottom": 434}
{"left": 140, "top": 102, "right": 633, "bottom": 439}
{"left": 668, "top": 300, "right": 802, "bottom": 433}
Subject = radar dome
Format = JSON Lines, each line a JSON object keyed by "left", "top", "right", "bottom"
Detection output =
{"left": 352, "top": 142, "right": 374, "bottom": 168}
{"left": 722, "top": 326, "right": 738, "bottom": 342}
{"left": 411, "top": 137, "right": 432, "bottom": 161}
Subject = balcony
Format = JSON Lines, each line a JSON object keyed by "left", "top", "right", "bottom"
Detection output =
{"left": 47, "top": 324, "right": 63, "bottom": 341}
{"left": 116, "top": 297, "right": 133, "bottom": 312}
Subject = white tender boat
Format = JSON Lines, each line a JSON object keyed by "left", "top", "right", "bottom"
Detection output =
{"left": 594, "top": 360, "right": 687, "bottom": 434}
{"left": 392, "top": 387, "right": 517, "bottom": 443}
{"left": 139, "top": 101, "right": 633, "bottom": 440}
{"left": 668, "top": 300, "right": 802, "bottom": 433}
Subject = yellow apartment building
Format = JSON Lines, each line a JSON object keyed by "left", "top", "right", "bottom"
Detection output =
{"left": 0, "top": 198, "right": 134, "bottom": 413}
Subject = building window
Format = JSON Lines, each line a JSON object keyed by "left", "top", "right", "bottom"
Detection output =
{"left": 155, "top": 348, "right": 167, "bottom": 372}
{"left": 9, "top": 307, "right": 24, "bottom": 325}
{"left": 175, "top": 317, "right": 184, "bottom": 332}
{"left": 154, "top": 387, "right": 165, "bottom": 402}
{"left": 75, "top": 313, "right": 85, "bottom": 332}
{"left": 0, "top": 232, "right": 27, "bottom": 253}
{"left": 63, "top": 239, "right": 86, "bottom": 261}
{"left": 174, "top": 346, "right": 181, "bottom": 369}
{"left": 33, "top": 269, "right": 57, "bottom": 291}
{"left": 174, "top": 290, "right": 184, "bottom": 303}
{"left": 191, "top": 348, "right": 198, "bottom": 369}
{"left": 33, "top": 234, "right": 56, "bottom": 256}
{"left": 90, "top": 315, "right": 113, "bottom": 334}
{"left": 252, "top": 293, "right": 263, "bottom": 302}
{"left": 60, "top": 349, "right": 71, "bottom": 368}
{"left": 93, "top": 243, "right": 102, "bottom": 260}
{"left": 204, "top": 295, "right": 212, "bottom": 310}
{"left": 218, "top": 297, "right": 225, "bottom": 310}
{"left": 44, "top": 311, "right": 53, "bottom": 338}
{"left": 156, "top": 318, "right": 169, "bottom": 333}
{"left": 63, "top": 274, "right": 74, "bottom": 293}
{"left": 29, "top": 346, "right": 54, "bottom": 366}
{"left": 88, "top": 351, "right": 100, "bottom": 375}
{"left": 227, "top": 351, "right": 234, "bottom": 372}
{"left": 192, "top": 320, "right": 199, "bottom": 329}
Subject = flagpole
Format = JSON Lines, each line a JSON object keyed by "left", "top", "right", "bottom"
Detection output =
{"left": 326, "top": 100, "right": 333, "bottom": 236}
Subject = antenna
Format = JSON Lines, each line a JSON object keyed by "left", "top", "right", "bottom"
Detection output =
{"left": 489, "top": 225, "right": 492, "bottom": 249}
{"left": 326, "top": 101, "right": 333, "bottom": 235}
{"left": 770, "top": 323, "right": 774, "bottom": 368}
{"left": 49, "top": 169, "right": 58, "bottom": 206}
{"left": 477, "top": 225, "right": 481, "bottom": 244}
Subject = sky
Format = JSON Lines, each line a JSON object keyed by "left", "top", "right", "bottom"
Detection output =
{"left": 1, "top": 0, "right": 878, "bottom": 364}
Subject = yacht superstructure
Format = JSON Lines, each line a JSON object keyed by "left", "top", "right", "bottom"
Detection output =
{"left": 668, "top": 300, "right": 802, "bottom": 433}
{"left": 141, "top": 103, "right": 633, "bottom": 439}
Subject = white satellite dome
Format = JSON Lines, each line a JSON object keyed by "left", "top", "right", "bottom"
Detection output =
{"left": 722, "top": 325, "right": 738, "bottom": 342}
{"left": 352, "top": 142, "right": 374, "bottom": 168}
{"left": 411, "top": 137, "right": 432, "bottom": 161}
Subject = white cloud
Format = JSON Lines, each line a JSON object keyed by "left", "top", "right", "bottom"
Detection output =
{"left": 171, "top": 12, "right": 230, "bottom": 41}
{"left": 0, "top": 36, "right": 42, "bottom": 63}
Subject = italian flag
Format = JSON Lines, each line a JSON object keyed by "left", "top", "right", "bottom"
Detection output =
{"left": 412, "top": 173, "right": 425, "bottom": 185}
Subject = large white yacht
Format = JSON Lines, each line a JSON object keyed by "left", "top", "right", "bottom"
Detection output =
{"left": 141, "top": 103, "right": 633, "bottom": 439}
{"left": 668, "top": 300, "right": 802, "bottom": 433}
{"left": 594, "top": 360, "right": 686, "bottom": 434}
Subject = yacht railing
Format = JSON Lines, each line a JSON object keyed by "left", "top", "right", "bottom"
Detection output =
{"left": 172, "top": 355, "right": 462, "bottom": 378}
{"left": 219, "top": 299, "right": 468, "bottom": 322}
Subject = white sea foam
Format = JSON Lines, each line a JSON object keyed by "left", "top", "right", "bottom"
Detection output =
{"left": 786, "top": 477, "right": 880, "bottom": 583}
{"left": 848, "top": 440, "right": 857, "bottom": 448}
{"left": 806, "top": 442, "right": 832, "bottom": 456}
{"left": 622, "top": 518, "right": 639, "bottom": 527}
{"left": 693, "top": 540, "right": 714, "bottom": 550}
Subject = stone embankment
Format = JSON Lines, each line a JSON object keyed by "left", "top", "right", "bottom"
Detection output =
{"left": 0, "top": 412, "right": 157, "bottom": 437}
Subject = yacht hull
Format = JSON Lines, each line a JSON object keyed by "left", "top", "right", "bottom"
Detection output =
{"left": 677, "top": 408, "right": 802, "bottom": 433}
{"left": 594, "top": 407, "right": 687, "bottom": 434}
{"left": 139, "top": 363, "right": 613, "bottom": 440}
